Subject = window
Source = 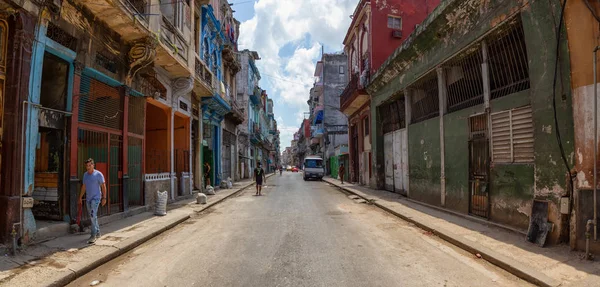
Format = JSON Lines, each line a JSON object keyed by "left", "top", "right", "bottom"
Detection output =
{"left": 491, "top": 105, "right": 534, "bottom": 163}
{"left": 339, "top": 65, "right": 345, "bottom": 74}
{"left": 387, "top": 16, "right": 402, "bottom": 30}
{"left": 194, "top": 12, "right": 200, "bottom": 54}
{"left": 363, "top": 116, "right": 369, "bottom": 136}
{"left": 305, "top": 159, "right": 323, "bottom": 168}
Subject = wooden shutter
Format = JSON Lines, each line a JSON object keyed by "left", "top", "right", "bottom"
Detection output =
{"left": 491, "top": 105, "right": 534, "bottom": 163}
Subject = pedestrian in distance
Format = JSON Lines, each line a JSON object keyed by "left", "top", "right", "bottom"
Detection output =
{"left": 79, "top": 158, "right": 107, "bottom": 244}
{"left": 254, "top": 163, "right": 266, "bottom": 196}
{"left": 204, "top": 162, "right": 211, "bottom": 187}
{"left": 279, "top": 165, "right": 283, "bottom": 176}
{"left": 339, "top": 163, "right": 345, "bottom": 184}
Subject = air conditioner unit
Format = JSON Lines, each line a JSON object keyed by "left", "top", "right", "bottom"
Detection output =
{"left": 392, "top": 30, "right": 402, "bottom": 39}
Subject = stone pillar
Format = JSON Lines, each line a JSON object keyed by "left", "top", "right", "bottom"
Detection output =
{"left": 404, "top": 89, "right": 412, "bottom": 198}
{"left": 0, "top": 11, "right": 35, "bottom": 244}
{"left": 437, "top": 68, "right": 448, "bottom": 207}
{"left": 170, "top": 109, "right": 175, "bottom": 200}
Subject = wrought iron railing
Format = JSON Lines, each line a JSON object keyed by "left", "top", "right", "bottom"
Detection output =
{"left": 340, "top": 73, "right": 359, "bottom": 108}
{"left": 124, "top": 0, "right": 148, "bottom": 22}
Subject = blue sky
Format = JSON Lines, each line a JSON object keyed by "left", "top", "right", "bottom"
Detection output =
{"left": 231, "top": 0, "right": 358, "bottom": 149}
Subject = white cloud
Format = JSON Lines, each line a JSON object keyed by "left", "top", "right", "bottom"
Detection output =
{"left": 239, "top": 0, "right": 358, "bottom": 147}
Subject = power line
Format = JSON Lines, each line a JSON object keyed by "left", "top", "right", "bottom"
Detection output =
{"left": 261, "top": 73, "right": 311, "bottom": 86}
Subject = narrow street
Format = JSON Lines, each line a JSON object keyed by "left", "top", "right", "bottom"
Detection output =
{"left": 69, "top": 172, "right": 529, "bottom": 287}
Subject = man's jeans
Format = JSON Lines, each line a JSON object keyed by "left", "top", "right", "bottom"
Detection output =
{"left": 86, "top": 199, "right": 101, "bottom": 236}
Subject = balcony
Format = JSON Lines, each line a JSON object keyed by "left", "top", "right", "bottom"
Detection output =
{"left": 250, "top": 87, "right": 262, "bottom": 106}
{"left": 79, "top": 0, "right": 152, "bottom": 42}
{"left": 312, "top": 126, "right": 324, "bottom": 138}
{"left": 340, "top": 72, "right": 370, "bottom": 117}
{"left": 194, "top": 56, "right": 213, "bottom": 97}
{"left": 225, "top": 98, "right": 245, "bottom": 125}
{"left": 155, "top": 16, "right": 191, "bottom": 77}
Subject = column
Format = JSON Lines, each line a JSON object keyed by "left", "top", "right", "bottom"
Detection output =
{"left": 170, "top": 109, "right": 175, "bottom": 199}
{"left": 188, "top": 117, "right": 193, "bottom": 194}
{"left": 481, "top": 40, "right": 491, "bottom": 110}
{"left": 0, "top": 11, "right": 35, "bottom": 243}
{"left": 404, "top": 89, "right": 412, "bottom": 198}
{"left": 436, "top": 68, "right": 448, "bottom": 207}
{"left": 121, "top": 88, "right": 129, "bottom": 211}
{"left": 69, "top": 61, "right": 84, "bottom": 221}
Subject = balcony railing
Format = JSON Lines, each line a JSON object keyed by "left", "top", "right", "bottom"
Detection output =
{"left": 195, "top": 56, "right": 213, "bottom": 91}
{"left": 341, "top": 73, "right": 359, "bottom": 108}
{"left": 124, "top": 0, "right": 148, "bottom": 22}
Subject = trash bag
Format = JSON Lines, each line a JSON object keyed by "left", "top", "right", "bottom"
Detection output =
{"left": 197, "top": 193, "right": 207, "bottom": 204}
{"left": 205, "top": 185, "right": 215, "bottom": 195}
{"left": 155, "top": 190, "right": 168, "bottom": 216}
{"left": 227, "top": 177, "right": 233, "bottom": 189}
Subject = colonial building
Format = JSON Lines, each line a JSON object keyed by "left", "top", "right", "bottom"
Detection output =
{"left": 0, "top": 0, "right": 279, "bottom": 249}
{"left": 366, "top": 0, "right": 600, "bottom": 250}
{"left": 340, "top": 0, "right": 439, "bottom": 187}
{"left": 308, "top": 54, "right": 348, "bottom": 175}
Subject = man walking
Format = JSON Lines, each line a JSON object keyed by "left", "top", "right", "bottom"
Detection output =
{"left": 253, "top": 163, "right": 266, "bottom": 196}
{"left": 79, "top": 158, "right": 107, "bottom": 244}
{"left": 339, "top": 163, "right": 345, "bottom": 184}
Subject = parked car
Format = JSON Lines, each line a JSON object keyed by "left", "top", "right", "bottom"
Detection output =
{"left": 292, "top": 167, "right": 299, "bottom": 172}
{"left": 303, "top": 156, "right": 324, "bottom": 180}
{"left": 286, "top": 165, "right": 292, "bottom": 171}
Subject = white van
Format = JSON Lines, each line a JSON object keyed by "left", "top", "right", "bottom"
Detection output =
{"left": 303, "top": 156, "right": 325, "bottom": 181}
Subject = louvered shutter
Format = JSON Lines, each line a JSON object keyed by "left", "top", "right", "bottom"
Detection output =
{"left": 491, "top": 105, "right": 534, "bottom": 163}
{"left": 511, "top": 106, "right": 534, "bottom": 163}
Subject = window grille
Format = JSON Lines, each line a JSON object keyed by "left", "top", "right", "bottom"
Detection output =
{"left": 46, "top": 22, "right": 77, "bottom": 51}
{"left": 79, "top": 75, "right": 123, "bottom": 130}
{"left": 444, "top": 45, "right": 484, "bottom": 113}
{"left": 95, "top": 52, "right": 118, "bottom": 74}
{"left": 491, "top": 105, "right": 534, "bottom": 163}
{"left": 410, "top": 72, "right": 439, "bottom": 124}
{"left": 387, "top": 16, "right": 402, "bottom": 30}
{"left": 179, "top": 100, "right": 189, "bottom": 112}
{"left": 128, "top": 96, "right": 145, "bottom": 135}
{"left": 134, "top": 72, "right": 167, "bottom": 100}
{"left": 380, "top": 97, "right": 406, "bottom": 134}
{"left": 487, "top": 19, "right": 530, "bottom": 100}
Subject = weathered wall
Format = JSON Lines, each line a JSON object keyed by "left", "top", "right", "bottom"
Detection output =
{"left": 564, "top": 0, "right": 600, "bottom": 250}
{"left": 443, "top": 105, "right": 482, "bottom": 214}
{"left": 408, "top": 117, "right": 441, "bottom": 206}
{"left": 370, "top": 0, "right": 440, "bottom": 74}
{"left": 369, "top": 0, "right": 574, "bottom": 243}
{"left": 522, "top": 1, "right": 574, "bottom": 244}
{"left": 488, "top": 90, "right": 535, "bottom": 230}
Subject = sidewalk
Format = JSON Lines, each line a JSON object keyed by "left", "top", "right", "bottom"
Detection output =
{"left": 324, "top": 177, "right": 600, "bottom": 287}
{"left": 0, "top": 176, "right": 269, "bottom": 287}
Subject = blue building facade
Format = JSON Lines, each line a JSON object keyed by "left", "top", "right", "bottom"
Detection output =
{"left": 200, "top": 4, "right": 229, "bottom": 187}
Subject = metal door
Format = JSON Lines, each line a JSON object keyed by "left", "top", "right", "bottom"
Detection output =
{"left": 384, "top": 132, "right": 394, "bottom": 191}
{"left": 468, "top": 114, "right": 490, "bottom": 218}
{"left": 222, "top": 144, "right": 231, "bottom": 180}
{"left": 127, "top": 137, "right": 143, "bottom": 206}
{"left": 393, "top": 129, "right": 406, "bottom": 192}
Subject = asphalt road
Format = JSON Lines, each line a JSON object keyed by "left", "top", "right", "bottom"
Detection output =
{"left": 69, "top": 172, "right": 530, "bottom": 287}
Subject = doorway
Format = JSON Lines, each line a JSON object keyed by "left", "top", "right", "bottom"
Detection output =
{"left": 34, "top": 52, "right": 70, "bottom": 229}
{"left": 468, "top": 114, "right": 490, "bottom": 218}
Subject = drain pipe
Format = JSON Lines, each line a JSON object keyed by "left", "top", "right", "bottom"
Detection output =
{"left": 587, "top": 219, "right": 595, "bottom": 260}
{"left": 594, "top": 46, "right": 599, "bottom": 242}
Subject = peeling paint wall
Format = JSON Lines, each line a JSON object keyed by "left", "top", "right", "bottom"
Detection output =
{"left": 443, "top": 105, "right": 482, "bottom": 214}
{"left": 370, "top": 0, "right": 576, "bottom": 243}
{"left": 408, "top": 117, "right": 441, "bottom": 206}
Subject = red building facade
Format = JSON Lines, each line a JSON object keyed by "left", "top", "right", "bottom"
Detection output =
{"left": 341, "top": 0, "right": 439, "bottom": 186}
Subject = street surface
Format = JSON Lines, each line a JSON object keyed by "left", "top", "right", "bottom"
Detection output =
{"left": 69, "top": 172, "right": 530, "bottom": 287}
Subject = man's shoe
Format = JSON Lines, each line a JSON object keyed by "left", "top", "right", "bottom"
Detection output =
{"left": 87, "top": 235, "right": 97, "bottom": 244}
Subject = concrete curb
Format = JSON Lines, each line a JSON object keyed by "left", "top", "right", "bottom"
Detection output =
{"left": 324, "top": 179, "right": 560, "bottom": 287}
{"left": 45, "top": 177, "right": 268, "bottom": 287}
